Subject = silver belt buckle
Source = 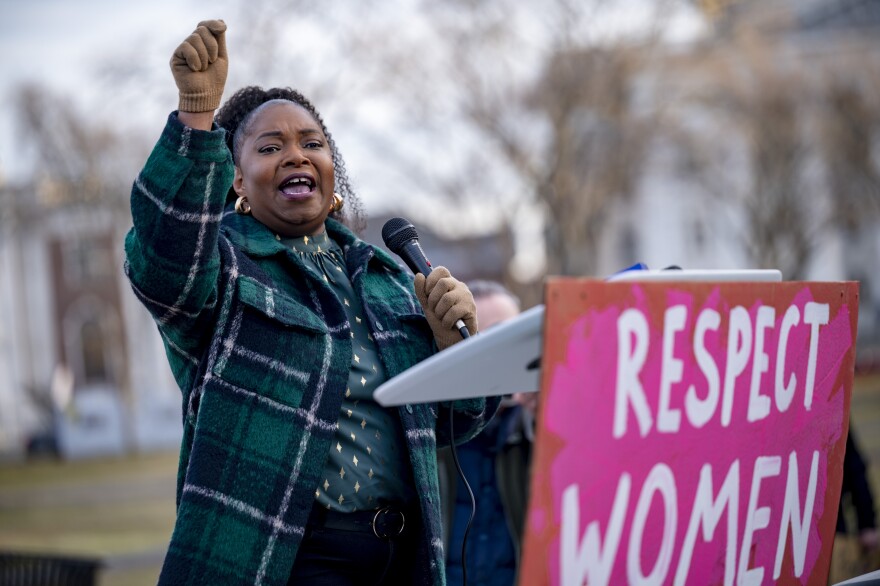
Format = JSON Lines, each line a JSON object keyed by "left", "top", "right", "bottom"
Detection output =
{"left": 371, "top": 506, "right": 405, "bottom": 539}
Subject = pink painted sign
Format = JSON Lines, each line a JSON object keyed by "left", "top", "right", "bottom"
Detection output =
{"left": 520, "top": 279, "right": 859, "bottom": 586}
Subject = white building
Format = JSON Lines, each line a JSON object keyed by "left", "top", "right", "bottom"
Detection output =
{"left": 595, "top": 0, "right": 880, "bottom": 361}
{"left": 0, "top": 180, "right": 181, "bottom": 460}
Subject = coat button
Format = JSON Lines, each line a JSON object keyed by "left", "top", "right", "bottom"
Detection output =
{"left": 377, "top": 323, "right": 384, "bottom": 331}
{"left": 406, "top": 404, "right": 413, "bottom": 414}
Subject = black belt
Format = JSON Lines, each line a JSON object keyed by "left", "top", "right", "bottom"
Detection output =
{"left": 307, "top": 505, "right": 411, "bottom": 540}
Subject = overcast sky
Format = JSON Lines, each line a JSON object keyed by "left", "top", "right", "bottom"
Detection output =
{"left": 0, "top": 0, "right": 706, "bottom": 183}
{"left": 0, "top": 0, "right": 201, "bottom": 93}
{"left": 0, "top": 0, "right": 708, "bottom": 280}
{"left": 0, "top": 0, "right": 231, "bottom": 182}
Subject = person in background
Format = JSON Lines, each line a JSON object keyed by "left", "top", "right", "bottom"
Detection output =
{"left": 829, "top": 423, "right": 880, "bottom": 584}
{"left": 439, "top": 280, "right": 535, "bottom": 586}
{"left": 124, "top": 20, "right": 499, "bottom": 586}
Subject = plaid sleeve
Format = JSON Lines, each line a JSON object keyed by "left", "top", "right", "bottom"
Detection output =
{"left": 124, "top": 113, "right": 234, "bottom": 362}
{"left": 435, "top": 395, "right": 502, "bottom": 447}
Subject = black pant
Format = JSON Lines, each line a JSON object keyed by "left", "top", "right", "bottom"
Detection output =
{"left": 287, "top": 508, "right": 418, "bottom": 585}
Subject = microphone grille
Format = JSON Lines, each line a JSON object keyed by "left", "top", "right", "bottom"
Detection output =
{"left": 381, "top": 217, "right": 419, "bottom": 253}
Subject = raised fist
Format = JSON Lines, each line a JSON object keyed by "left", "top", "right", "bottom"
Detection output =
{"left": 170, "top": 20, "right": 228, "bottom": 113}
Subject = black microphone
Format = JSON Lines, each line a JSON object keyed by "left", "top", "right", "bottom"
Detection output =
{"left": 382, "top": 217, "right": 470, "bottom": 340}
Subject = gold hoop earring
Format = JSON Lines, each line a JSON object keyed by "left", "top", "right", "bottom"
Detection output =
{"left": 235, "top": 195, "right": 252, "bottom": 215}
{"left": 330, "top": 192, "right": 344, "bottom": 213}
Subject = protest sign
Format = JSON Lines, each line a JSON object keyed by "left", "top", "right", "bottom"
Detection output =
{"left": 520, "top": 279, "right": 859, "bottom": 585}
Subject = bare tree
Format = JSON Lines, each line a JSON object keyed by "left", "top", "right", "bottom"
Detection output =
{"left": 309, "top": 0, "right": 683, "bottom": 291}
{"left": 523, "top": 46, "right": 653, "bottom": 276}
{"left": 3, "top": 84, "right": 141, "bottom": 432}
{"left": 820, "top": 81, "right": 880, "bottom": 233}
{"left": 11, "top": 83, "right": 137, "bottom": 211}
{"left": 670, "top": 3, "right": 880, "bottom": 281}
{"left": 737, "top": 64, "right": 814, "bottom": 279}
{"left": 671, "top": 29, "right": 828, "bottom": 279}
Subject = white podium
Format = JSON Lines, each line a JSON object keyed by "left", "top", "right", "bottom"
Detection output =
{"left": 373, "top": 304, "right": 545, "bottom": 406}
{"left": 373, "top": 269, "right": 783, "bottom": 407}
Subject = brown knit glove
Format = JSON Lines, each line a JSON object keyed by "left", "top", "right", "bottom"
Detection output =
{"left": 414, "top": 266, "right": 478, "bottom": 351}
{"left": 170, "top": 20, "right": 228, "bottom": 113}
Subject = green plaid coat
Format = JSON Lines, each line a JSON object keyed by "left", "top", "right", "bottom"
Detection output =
{"left": 124, "top": 114, "right": 498, "bottom": 586}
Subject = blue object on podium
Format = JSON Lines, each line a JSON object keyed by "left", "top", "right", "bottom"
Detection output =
{"left": 607, "top": 268, "right": 782, "bottom": 282}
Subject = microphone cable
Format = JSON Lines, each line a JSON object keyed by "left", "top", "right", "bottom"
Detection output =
{"left": 382, "top": 217, "right": 477, "bottom": 583}
{"left": 448, "top": 399, "right": 476, "bottom": 586}
{"left": 446, "top": 324, "right": 476, "bottom": 586}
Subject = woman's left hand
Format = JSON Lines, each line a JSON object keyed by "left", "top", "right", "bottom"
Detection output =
{"left": 414, "top": 266, "right": 478, "bottom": 350}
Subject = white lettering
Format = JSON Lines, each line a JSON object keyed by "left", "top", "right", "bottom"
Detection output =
{"left": 614, "top": 309, "right": 652, "bottom": 438}
{"left": 738, "top": 456, "right": 782, "bottom": 585}
{"left": 747, "top": 307, "right": 776, "bottom": 422}
{"left": 628, "top": 463, "right": 678, "bottom": 586}
{"left": 674, "top": 461, "right": 740, "bottom": 586}
{"left": 561, "top": 451, "right": 822, "bottom": 584}
{"left": 774, "top": 306, "right": 800, "bottom": 412}
{"left": 561, "top": 479, "right": 630, "bottom": 586}
{"left": 685, "top": 309, "right": 721, "bottom": 429}
{"left": 722, "top": 307, "right": 752, "bottom": 427}
{"left": 803, "top": 303, "right": 829, "bottom": 410}
{"left": 658, "top": 306, "right": 687, "bottom": 433}
{"left": 773, "top": 451, "right": 819, "bottom": 579}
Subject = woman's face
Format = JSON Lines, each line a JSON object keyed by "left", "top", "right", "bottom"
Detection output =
{"left": 233, "top": 101, "right": 335, "bottom": 238}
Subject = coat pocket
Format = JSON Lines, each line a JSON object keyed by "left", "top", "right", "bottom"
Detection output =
{"left": 396, "top": 312, "right": 433, "bottom": 338}
{"left": 382, "top": 312, "right": 436, "bottom": 378}
{"left": 210, "top": 276, "right": 329, "bottom": 408}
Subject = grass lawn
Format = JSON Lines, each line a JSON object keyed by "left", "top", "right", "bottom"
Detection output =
{"left": 0, "top": 449, "right": 178, "bottom": 491}
{"left": 852, "top": 373, "right": 880, "bottom": 498}
{"left": 0, "top": 450, "right": 178, "bottom": 585}
{"left": 1, "top": 375, "right": 878, "bottom": 585}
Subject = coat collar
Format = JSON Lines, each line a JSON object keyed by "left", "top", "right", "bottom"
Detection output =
{"left": 220, "top": 207, "right": 403, "bottom": 274}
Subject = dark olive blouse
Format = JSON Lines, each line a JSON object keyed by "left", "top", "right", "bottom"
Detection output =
{"left": 283, "top": 230, "right": 416, "bottom": 512}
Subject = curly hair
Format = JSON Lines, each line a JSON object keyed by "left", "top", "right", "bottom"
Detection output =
{"left": 214, "top": 86, "right": 365, "bottom": 232}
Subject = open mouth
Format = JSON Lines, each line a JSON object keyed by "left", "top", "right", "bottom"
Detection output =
{"left": 279, "top": 174, "right": 316, "bottom": 197}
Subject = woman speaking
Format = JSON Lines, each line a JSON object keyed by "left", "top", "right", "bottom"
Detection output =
{"left": 124, "top": 19, "right": 498, "bottom": 586}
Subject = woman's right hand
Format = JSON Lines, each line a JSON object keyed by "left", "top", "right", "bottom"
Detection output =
{"left": 414, "top": 266, "right": 478, "bottom": 350}
{"left": 170, "top": 20, "right": 228, "bottom": 126}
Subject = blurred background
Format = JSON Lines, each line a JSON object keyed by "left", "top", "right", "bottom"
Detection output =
{"left": 1, "top": 0, "right": 879, "bottom": 584}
